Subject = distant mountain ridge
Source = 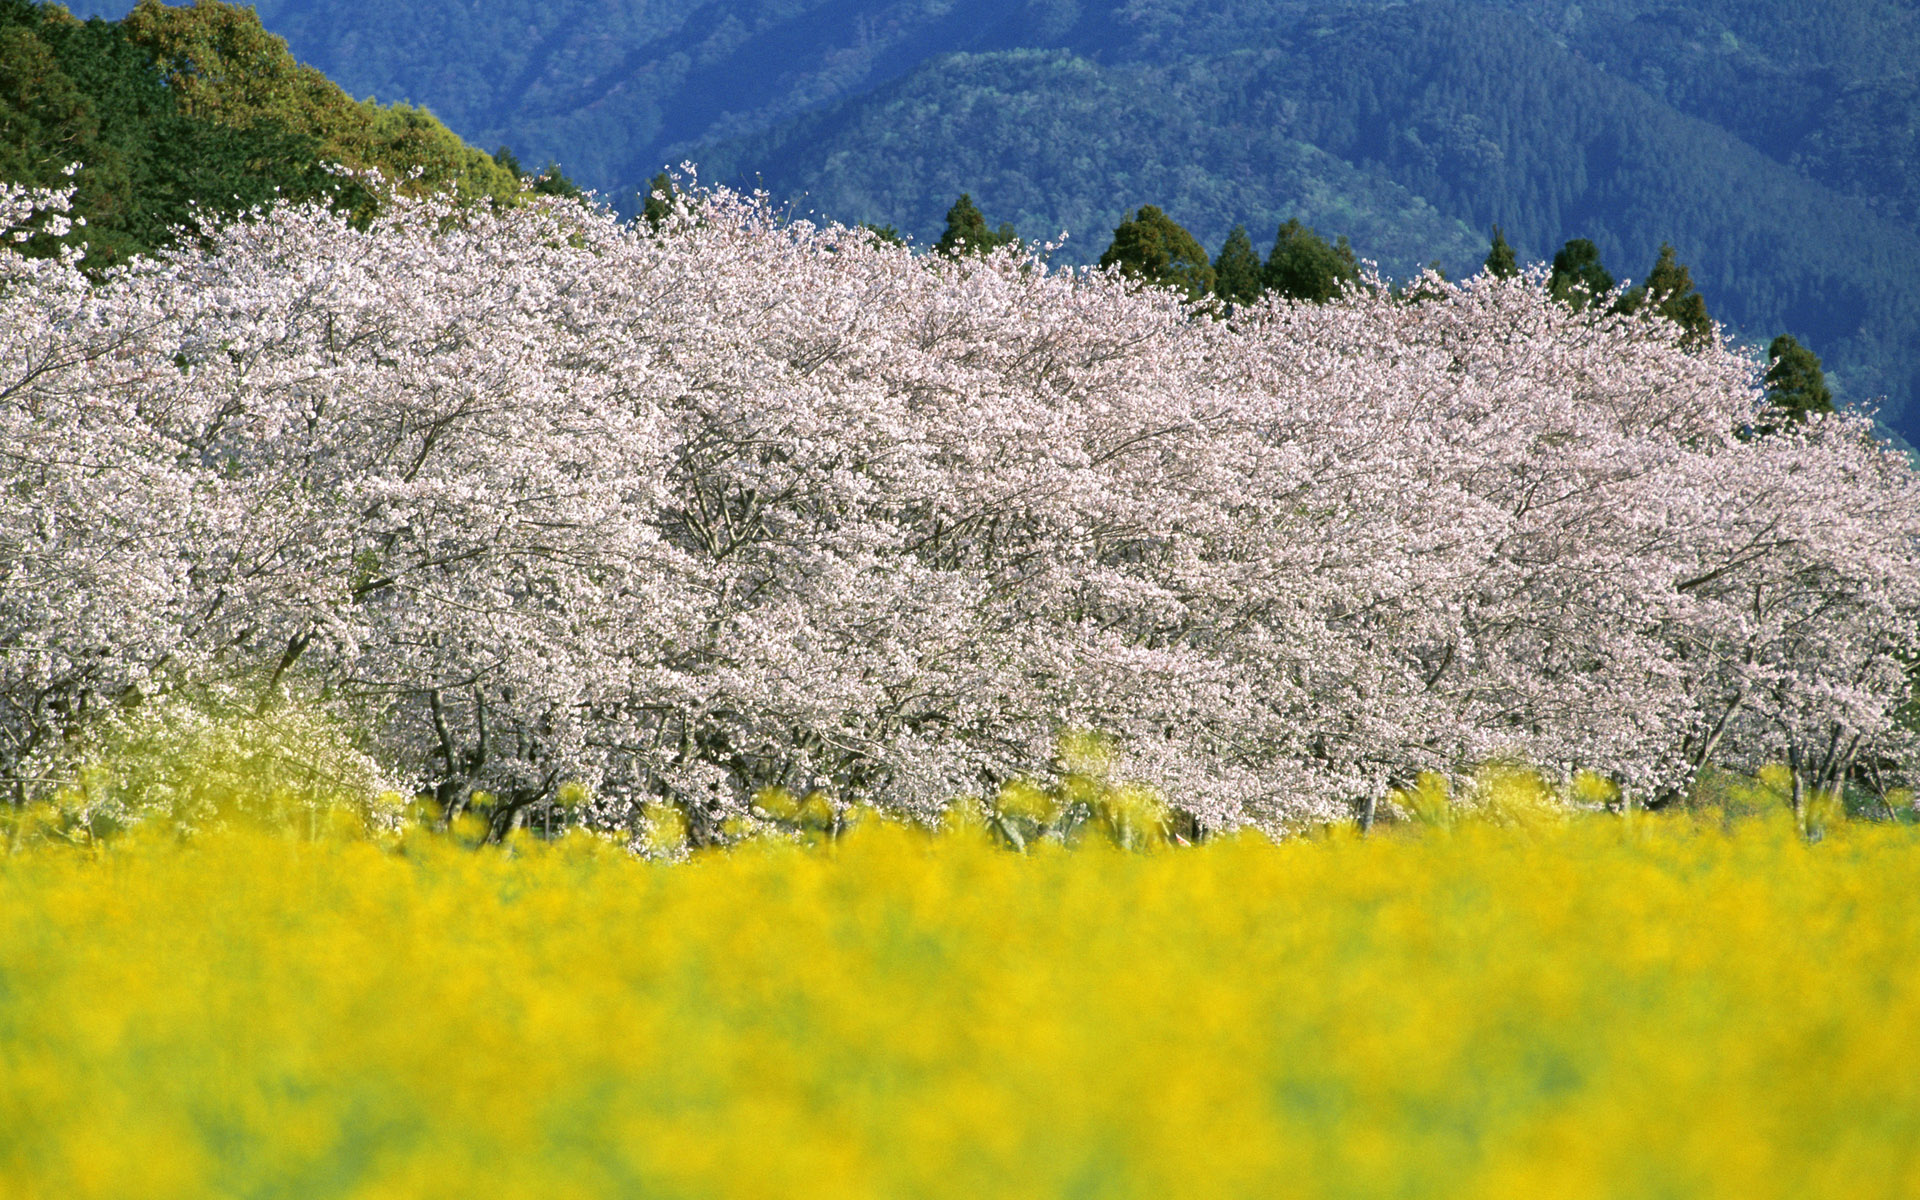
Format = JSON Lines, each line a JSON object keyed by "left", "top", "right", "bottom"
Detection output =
{"left": 72, "top": 0, "right": 1920, "bottom": 436}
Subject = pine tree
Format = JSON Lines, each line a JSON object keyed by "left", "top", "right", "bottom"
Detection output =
{"left": 1264, "top": 220, "right": 1357, "bottom": 302}
{"left": 1212, "top": 224, "right": 1263, "bottom": 307}
{"left": 1761, "top": 334, "right": 1835, "bottom": 430}
{"left": 1098, "top": 205, "right": 1216, "bottom": 301}
{"left": 1548, "top": 238, "right": 1614, "bottom": 310}
{"left": 934, "top": 193, "right": 1017, "bottom": 258}
{"left": 1621, "top": 243, "right": 1713, "bottom": 349}
{"left": 641, "top": 171, "right": 676, "bottom": 228}
{"left": 1484, "top": 225, "right": 1518, "bottom": 278}
{"left": 1263, "top": 219, "right": 1359, "bottom": 303}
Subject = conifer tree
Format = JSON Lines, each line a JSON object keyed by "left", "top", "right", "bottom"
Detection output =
{"left": 1098, "top": 205, "right": 1215, "bottom": 301}
{"left": 1762, "top": 334, "right": 1835, "bottom": 428}
{"left": 934, "top": 193, "right": 1016, "bottom": 258}
{"left": 1263, "top": 219, "right": 1359, "bottom": 303}
{"left": 1212, "top": 224, "right": 1263, "bottom": 307}
{"left": 641, "top": 171, "right": 676, "bottom": 228}
{"left": 1620, "top": 243, "right": 1713, "bottom": 349}
{"left": 1548, "top": 238, "right": 1615, "bottom": 310}
{"left": 1484, "top": 225, "right": 1518, "bottom": 278}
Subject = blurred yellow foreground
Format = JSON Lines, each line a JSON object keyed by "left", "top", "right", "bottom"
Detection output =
{"left": 1, "top": 801, "right": 1916, "bottom": 1199}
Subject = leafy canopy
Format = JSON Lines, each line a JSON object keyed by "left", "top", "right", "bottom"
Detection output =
{"left": 1099, "top": 204, "right": 1215, "bottom": 301}
{"left": 1265, "top": 218, "right": 1359, "bottom": 303}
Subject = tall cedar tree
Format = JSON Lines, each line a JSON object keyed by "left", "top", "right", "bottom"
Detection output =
{"left": 1212, "top": 224, "right": 1263, "bottom": 307}
{"left": 1264, "top": 219, "right": 1359, "bottom": 302}
{"left": 1099, "top": 205, "right": 1215, "bottom": 301}
{"left": 1618, "top": 243, "right": 1714, "bottom": 349}
{"left": 641, "top": 171, "right": 676, "bottom": 227}
{"left": 1484, "top": 225, "right": 1518, "bottom": 278}
{"left": 1762, "top": 334, "right": 1835, "bottom": 429}
{"left": 934, "top": 193, "right": 1017, "bottom": 258}
{"left": 1548, "top": 238, "right": 1614, "bottom": 310}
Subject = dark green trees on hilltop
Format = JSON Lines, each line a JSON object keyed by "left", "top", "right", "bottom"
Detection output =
{"left": 1763, "top": 335, "right": 1836, "bottom": 428}
{"left": 0, "top": 0, "right": 535, "bottom": 265}
{"left": 1093, "top": 210, "right": 1364, "bottom": 310}
{"left": 1541, "top": 235, "right": 1719, "bottom": 349}
{"left": 1484, "top": 226, "right": 1519, "bottom": 279}
{"left": 1098, "top": 204, "right": 1214, "bottom": 300}
{"left": 1618, "top": 244, "right": 1715, "bottom": 349}
{"left": 934, "top": 193, "right": 1018, "bottom": 258}
{"left": 1264, "top": 219, "right": 1361, "bottom": 303}
{"left": 1212, "top": 225, "right": 1262, "bottom": 308}
{"left": 1548, "top": 239, "right": 1616, "bottom": 310}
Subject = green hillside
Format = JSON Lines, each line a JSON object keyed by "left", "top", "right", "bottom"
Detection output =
{"left": 698, "top": 48, "right": 1485, "bottom": 275}
{"left": 0, "top": 0, "right": 527, "bottom": 265}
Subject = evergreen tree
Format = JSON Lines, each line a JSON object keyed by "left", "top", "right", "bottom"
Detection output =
{"left": 1761, "top": 334, "right": 1835, "bottom": 429}
{"left": 1263, "top": 219, "right": 1359, "bottom": 303}
{"left": 528, "top": 162, "right": 581, "bottom": 198}
{"left": 1618, "top": 243, "right": 1713, "bottom": 349}
{"left": 493, "top": 146, "right": 582, "bottom": 198}
{"left": 1484, "top": 225, "right": 1518, "bottom": 278}
{"left": 934, "top": 193, "right": 1017, "bottom": 258}
{"left": 1097, "top": 205, "right": 1215, "bottom": 301}
{"left": 1548, "top": 238, "right": 1614, "bottom": 310}
{"left": 1212, "top": 224, "right": 1263, "bottom": 307}
{"left": 641, "top": 171, "right": 676, "bottom": 228}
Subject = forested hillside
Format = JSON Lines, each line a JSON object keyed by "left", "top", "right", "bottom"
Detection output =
{"left": 69, "top": 0, "right": 1916, "bottom": 437}
{"left": 0, "top": 0, "right": 544, "bottom": 264}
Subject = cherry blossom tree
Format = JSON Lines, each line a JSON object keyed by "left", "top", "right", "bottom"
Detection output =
{"left": 4, "top": 177, "right": 1916, "bottom": 836}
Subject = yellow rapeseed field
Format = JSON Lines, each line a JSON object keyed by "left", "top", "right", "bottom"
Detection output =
{"left": 1, "top": 797, "right": 1917, "bottom": 1198}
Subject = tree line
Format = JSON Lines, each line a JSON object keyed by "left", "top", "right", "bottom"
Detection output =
{"left": 933, "top": 192, "right": 1835, "bottom": 431}
{"left": 0, "top": 0, "right": 1843, "bottom": 438}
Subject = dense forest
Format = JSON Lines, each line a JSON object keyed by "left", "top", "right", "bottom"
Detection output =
{"left": 68, "top": 0, "right": 1916, "bottom": 439}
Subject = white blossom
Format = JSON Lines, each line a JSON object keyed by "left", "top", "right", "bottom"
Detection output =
{"left": 3, "top": 179, "right": 1915, "bottom": 834}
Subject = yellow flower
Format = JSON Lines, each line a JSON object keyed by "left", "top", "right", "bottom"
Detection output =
{"left": 754, "top": 786, "right": 800, "bottom": 823}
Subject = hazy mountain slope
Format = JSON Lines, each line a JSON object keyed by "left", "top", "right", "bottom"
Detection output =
{"left": 193, "top": 0, "right": 1067, "bottom": 189}
{"left": 78, "top": 0, "right": 1917, "bottom": 221}
{"left": 698, "top": 48, "right": 1485, "bottom": 275}
{"left": 1480, "top": 0, "right": 1920, "bottom": 224}
{"left": 1224, "top": 1, "right": 1920, "bottom": 408}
